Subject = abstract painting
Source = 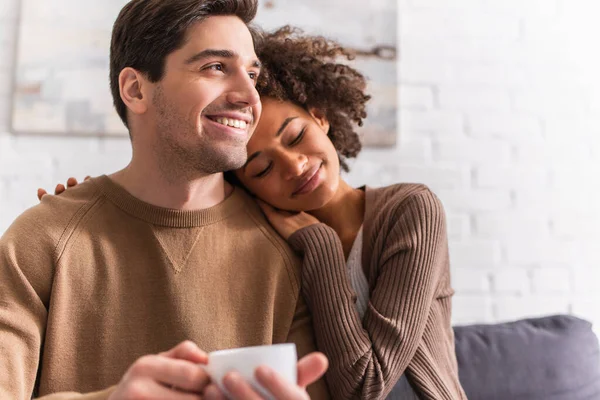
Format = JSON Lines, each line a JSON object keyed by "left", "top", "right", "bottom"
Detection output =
{"left": 12, "top": 0, "right": 397, "bottom": 146}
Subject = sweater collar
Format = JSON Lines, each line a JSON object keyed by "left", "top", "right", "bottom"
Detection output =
{"left": 92, "top": 175, "right": 245, "bottom": 228}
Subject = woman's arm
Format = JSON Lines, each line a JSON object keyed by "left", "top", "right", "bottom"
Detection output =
{"left": 288, "top": 189, "right": 448, "bottom": 399}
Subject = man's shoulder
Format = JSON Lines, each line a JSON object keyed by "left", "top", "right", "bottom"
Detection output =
{"left": 0, "top": 180, "right": 104, "bottom": 303}
{"left": 234, "top": 188, "right": 290, "bottom": 245}
{"left": 232, "top": 187, "right": 302, "bottom": 290}
{"left": 1, "top": 179, "right": 103, "bottom": 252}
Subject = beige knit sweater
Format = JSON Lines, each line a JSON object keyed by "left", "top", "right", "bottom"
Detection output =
{"left": 289, "top": 184, "right": 467, "bottom": 400}
{"left": 0, "top": 175, "right": 329, "bottom": 400}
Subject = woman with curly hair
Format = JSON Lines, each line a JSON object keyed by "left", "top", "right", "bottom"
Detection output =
{"left": 231, "top": 26, "right": 466, "bottom": 400}
{"left": 41, "top": 26, "right": 466, "bottom": 400}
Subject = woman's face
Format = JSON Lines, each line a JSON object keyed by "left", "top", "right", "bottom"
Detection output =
{"left": 234, "top": 97, "right": 341, "bottom": 211}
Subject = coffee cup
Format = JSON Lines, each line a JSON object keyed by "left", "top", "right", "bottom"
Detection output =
{"left": 203, "top": 343, "right": 297, "bottom": 399}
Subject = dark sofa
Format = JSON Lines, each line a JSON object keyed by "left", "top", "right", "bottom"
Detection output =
{"left": 454, "top": 315, "right": 600, "bottom": 400}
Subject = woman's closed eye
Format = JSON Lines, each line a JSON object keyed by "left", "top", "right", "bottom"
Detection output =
{"left": 288, "top": 127, "right": 306, "bottom": 146}
{"left": 253, "top": 162, "right": 273, "bottom": 178}
{"left": 250, "top": 127, "right": 306, "bottom": 178}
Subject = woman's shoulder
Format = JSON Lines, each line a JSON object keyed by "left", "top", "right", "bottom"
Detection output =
{"left": 365, "top": 182, "right": 441, "bottom": 217}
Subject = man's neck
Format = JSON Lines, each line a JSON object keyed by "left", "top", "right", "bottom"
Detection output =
{"left": 110, "top": 157, "right": 232, "bottom": 211}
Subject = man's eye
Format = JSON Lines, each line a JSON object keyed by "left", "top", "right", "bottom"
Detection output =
{"left": 206, "top": 64, "right": 223, "bottom": 71}
{"left": 248, "top": 72, "right": 258, "bottom": 80}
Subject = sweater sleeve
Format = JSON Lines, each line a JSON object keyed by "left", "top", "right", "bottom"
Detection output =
{"left": 0, "top": 212, "right": 116, "bottom": 400}
{"left": 286, "top": 290, "right": 331, "bottom": 399}
{"left": 35, "top": 387, "right": 117, "bottom": 399}
{"left": 288, "top": 190, "right": 448, "bottom": 399}
{"left": 0, "top": 216, "right": 52, "bottom": 399}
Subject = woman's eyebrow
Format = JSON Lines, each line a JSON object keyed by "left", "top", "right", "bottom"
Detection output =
{"left": 243, "top": 151, "right": 262, "bottom": 171}
{"left": 275, "top": 116, "right": 298, "bottom": 137}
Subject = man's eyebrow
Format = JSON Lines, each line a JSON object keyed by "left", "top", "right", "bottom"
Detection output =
{"left": 184, "top": 49, "right": 236, "bottom": 64}
{"left": 276, "top": 117, "right": 298, "bottom": 137}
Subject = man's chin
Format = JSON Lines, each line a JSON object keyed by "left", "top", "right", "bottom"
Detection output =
{"left": 221, "top": 158, "right": 246, "bottom": 172}
{"left": 198, "top": 149, "right": 247, "bottom": 175}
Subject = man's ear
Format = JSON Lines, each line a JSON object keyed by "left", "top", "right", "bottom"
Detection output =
{"left": 308, "top": 107, "right": 330, "bottom": 134}
{"left": 119, "top": 67, "right": 150, "bottom": 117}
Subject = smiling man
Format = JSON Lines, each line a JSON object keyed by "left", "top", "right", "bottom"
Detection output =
{"left": 0, "top": 1, "right": 329, "bottom": 399}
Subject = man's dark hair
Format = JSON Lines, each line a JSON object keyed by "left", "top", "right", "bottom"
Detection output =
{"left": 110, "top": 0, "right": 258, "bottom": 128}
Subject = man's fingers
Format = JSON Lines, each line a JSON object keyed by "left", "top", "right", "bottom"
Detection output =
{"left": 37, "top": 188, "right": 48, "bottom": 201}
{"left": 251, "top": 353, "right": 328, "bottom": 400}
{"left": 255, "top": 366, "right": 307, "bottom": 400}
{"left": 296, "top": 352, "right": 328, "bottom": 388}
{"left": 223, "top": 371, "right": 263, "bottom": 400}
{"left": 160, "top": 340, "right": 208, "bottom": 364}
{"left": 129, "top": 355, "right": 210, "bottom": 394}
{"left": 203, "top": 384, "right": 227, "bottom": 400}
{"left": 84, "top": 175, "right": 91, "bottom": 181}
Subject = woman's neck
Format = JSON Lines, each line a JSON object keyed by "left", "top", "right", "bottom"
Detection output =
{"left": 309, "top": 179, "right": 365, "bottom": 257}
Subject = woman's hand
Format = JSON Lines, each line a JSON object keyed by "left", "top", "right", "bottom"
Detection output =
{"left": 37, "top": 176, "right": 90, "bottom": 201}
{"left": 256, "top": 199, "right": 320, "bottom": 240}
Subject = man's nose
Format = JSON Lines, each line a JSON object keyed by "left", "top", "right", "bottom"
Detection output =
{"left": 226, "top": 71, "right": 260, "bottom": 107}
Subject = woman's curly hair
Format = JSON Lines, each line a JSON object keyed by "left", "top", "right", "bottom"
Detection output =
{"left": 254, "top": 25, "right": 371, "bottom": 171}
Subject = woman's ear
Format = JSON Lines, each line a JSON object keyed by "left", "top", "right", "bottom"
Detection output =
{"left": 119, "top": 67, "right": 149, "bottom": 117}
{"left": 308, "top": 108, "right": 330, "bottom": 134}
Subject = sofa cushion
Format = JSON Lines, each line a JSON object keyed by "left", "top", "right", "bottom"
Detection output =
{"left": 454, "top": 314, "right": 600, "bottom": 400}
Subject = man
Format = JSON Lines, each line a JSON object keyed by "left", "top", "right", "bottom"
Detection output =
{"left": 0, "top": 0, "right": 330, "bottom": 399}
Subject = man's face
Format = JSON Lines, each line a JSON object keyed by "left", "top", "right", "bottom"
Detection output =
{"left": 149, "top": 15, "right": 262, "bottom": 175}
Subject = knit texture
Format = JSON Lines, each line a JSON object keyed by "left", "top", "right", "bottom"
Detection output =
{"left": 0, "top": 175, "right": 329, "bottom": 399}
{"left": 289, "top": 184, "right": 467, "bottom": 400}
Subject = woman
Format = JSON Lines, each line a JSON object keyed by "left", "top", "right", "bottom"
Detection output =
{"left": 41, "top": 27, "right": 466, "bottom": 400}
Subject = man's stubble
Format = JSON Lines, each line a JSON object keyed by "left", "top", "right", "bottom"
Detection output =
{"left": 152, "top": 85, "right": 249, "bottom": 179}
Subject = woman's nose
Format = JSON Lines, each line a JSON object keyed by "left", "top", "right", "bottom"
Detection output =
{"left": 281, "top": 152, "right": 308, "bottom": 180}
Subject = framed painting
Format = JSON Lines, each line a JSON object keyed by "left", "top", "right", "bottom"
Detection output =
{"left": 11, "top": 0, "right": 129, "bottom": 136}
{"left": 12, "top": 0, "right": 397, "bottom": 146}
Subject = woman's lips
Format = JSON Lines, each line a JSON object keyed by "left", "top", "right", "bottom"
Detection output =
{"left": 292, "top": 163, "right": 323, "bottom": 197}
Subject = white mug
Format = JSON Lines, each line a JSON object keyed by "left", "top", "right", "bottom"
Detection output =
{"left": 203, "top": 343, "right": 297, "bottom": 400}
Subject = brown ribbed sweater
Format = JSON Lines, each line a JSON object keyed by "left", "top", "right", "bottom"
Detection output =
{"left": 0, "top": 175, "right": 329, "bottom": 400}
{"left": 288, "top": 184, "right": 467, "bottom": 400}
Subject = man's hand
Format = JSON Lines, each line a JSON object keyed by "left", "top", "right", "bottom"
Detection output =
{"left": 108, "top": 341, "right": 210, "bottom": 400}
{"left": 203, "top": 352, "right": 328, "bottom": 400}
{"left": 37, "top": 176, "right": 90, "bottom": 201}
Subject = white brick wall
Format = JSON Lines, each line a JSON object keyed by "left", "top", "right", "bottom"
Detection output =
{"left": 1, "top": 0, "right": 599, "bottom": 337}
